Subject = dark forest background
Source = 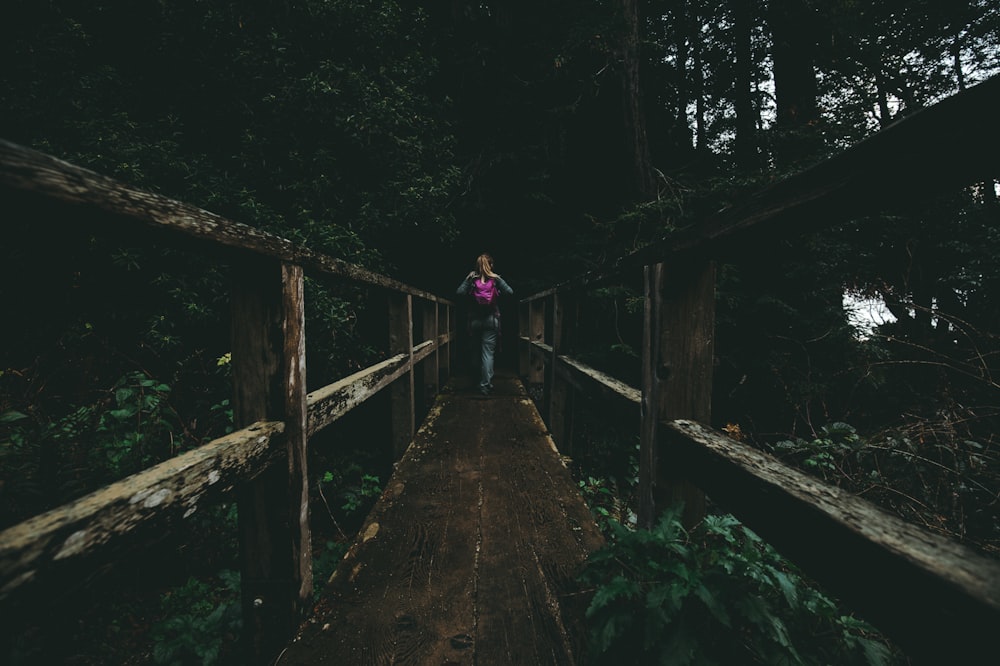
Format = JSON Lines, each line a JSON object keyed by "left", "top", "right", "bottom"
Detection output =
{"left": 2, "top": 1, "right": 999, "bottom": 664}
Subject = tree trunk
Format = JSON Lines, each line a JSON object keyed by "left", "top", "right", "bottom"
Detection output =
{"left": 733, "top": 0, "right": 758, "bottom": 170}
{"left": 876, "top": 67, "right": 893, "bottom": 128}
{"left": 621, "top": 0, "right": 657, "bottom": 199}
{"left": 692, "top": 15, "right": 707, "bottom": 155}
{"left": 768, "top": 0, "right": 821, "bottom": 167}
{"left": 673, "top": 0, "right": 693, "bottom": 156}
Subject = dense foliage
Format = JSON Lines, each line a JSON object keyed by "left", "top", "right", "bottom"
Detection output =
{"left": 2, "top": 0, "right": 1000, "bottom": 663}
{"left": 581, "top": 509, "right": 897, "bottom": 665}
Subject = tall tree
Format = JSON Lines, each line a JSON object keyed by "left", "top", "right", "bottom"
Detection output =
{"left": 768, "top": 0, "right": 822, "bottom": 167}
{"left": 732, "top": 0, "right": 759, "bottom": 170}
{"left": 620, "top": 0, "right": 657, "bottom": 199}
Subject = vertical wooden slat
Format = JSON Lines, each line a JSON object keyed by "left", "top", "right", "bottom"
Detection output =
{"left": 661, "top": 258, "right": 715, "bottom": 527}
{"left": 638, "top": 264, "right": 663, "bottom": 529}
{"left": 547, "top": 290, "right": 575, "bottom": 453}
{"left": 231, "top": 258, "right": 312, "bottom": 664}
{"left": 281, "top": 262, "right": 312, "bottom": 610}
{"left": 638, "top": 260, "right": 716, "bottom": 529}
{"left": 388, "top": 292, "right": 415, "bottom": 458}
{"left": 528, "top": 299, "right": 546, "bottom": 386}
{"left": 518, "top": 300, "right": 530, "bottom": 377}
{"left": 439, "top": 302, "right": 451, "bottom": 383}
{"left": 423, "top": 300, "right": 439, "bottom": 404}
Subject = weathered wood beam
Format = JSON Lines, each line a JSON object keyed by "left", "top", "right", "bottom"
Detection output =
{"left": 231, "top": 257, "right": 311, "bottom": 664}
{"left": 280, "top": 262, "right": 312, "bottom": 616}
{"left": 306, "top": 341, "right": 433, "bottom": 438}
{"left": 0, "top": 421, "right": 283, "bottom": 605}
{"left": 437, "top": 303, "right": 452, "bottom": 382}
{"left": 0, "top": 139, "right": 451, "bottom": 303}
{"left": 527, "top": 338, "right": 553, "bottom": 355}
{"left": 388, "top": 293, "right": 415, "bottom": 458}
{"left": 547, "top": 292, "right": 575, "bottom": 453}
{"left": 422, "top": 301, "right": 440, "bottom": 404}
{"left": 555, "top": 355, "right": 642, "bottom": 406}
{"left": 527, "top": 301, "right": 546, "bottom": 386}
{"left": 411, "top": 338, "right": 435, "bottom": 365}
{"left": 666, "top": 419, "right": 1000, "bottom": 665}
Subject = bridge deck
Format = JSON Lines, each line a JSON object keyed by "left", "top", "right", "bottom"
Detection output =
{"left": 278, "top": 374, "right": 604, "bottom": 665}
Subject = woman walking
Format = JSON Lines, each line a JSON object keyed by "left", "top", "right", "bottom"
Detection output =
{"left": 457, "top": 253, "right": 514, "bottom": 395}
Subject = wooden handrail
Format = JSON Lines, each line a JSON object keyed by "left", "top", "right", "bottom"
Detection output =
{"left": 0, "top": 139, "right": 457, "bottom": 664}
{"left": 522, "top": 345, "right": 1000, "bottom": 661}
{"left": 517, "top": 75, "right": 1000, "bottom": 662}
{"left": 0, "top": 139, "right": 451, "bottom": 304}
{"left": 0, "top": 421, "right": 284, "bottom": 604}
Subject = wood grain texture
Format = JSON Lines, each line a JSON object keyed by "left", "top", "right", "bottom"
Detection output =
{"left": 0, "top": 139, "right": 453, "bottom": 303}
{"left": 665, "top": 419, "right": 1000, "bottom": 664}
{"left": 0, "top": 421, "right": 283, "bottom": 604}
{"left": 277, "top": 374, "right": 604, "bottom": 665}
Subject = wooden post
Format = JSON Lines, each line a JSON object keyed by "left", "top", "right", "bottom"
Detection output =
{"left": 528, "top": 298, "right": 546, "bottom": 387}
{"left": 638, "top": 260, "right": 715, "bottom": 529}
{"left": 388, "top": 292, "right": 415, "bottom": 458}
{"left": 518, "top": 300, "right": 530, "bottom": 378}
{"left": 439, "top": 302, "right": 451, "bottom": 383}
{"left": 547, "top": 290, "right": 576, "bottom": 453}
{"left": 231, "top": 259, "right": 312, "bottom": 664}
{"left": 423, "top": 300, "right": 439, "bottom": 407}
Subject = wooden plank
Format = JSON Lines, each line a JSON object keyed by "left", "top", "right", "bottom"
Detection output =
{"left": 388, "top": 293, "right": 415, "bottom": 458}
{"left": 527, "top": 301, "right": 546, "bottom": 386}
{"left": 658, "top": 258, "right": 714, "bottom": 527}
{"left": 422, "top": 300, "right": 439, "bottom": 405}
{"left": 547, "top": 291, "right": 575, "bottom": 453}
{"left": 555, "top": 355, "right": 642, "bottom": 406}
{"left": 306, "top": 341, "right": 435, "bottom": 438}
{"left": 638, "top": 259, "right": 715, "bottom": 529}
{"left": 0, "top": 139, "right": 452, "bottom": 302}
{"left": 0, "top": 421, "right": 283, "bottom": 605}
{"left": 281, "top": 263, "right": 313, "bottom": 615}
{"left": 277, "top": 375, "right": 604, "bottom": 665}
{"left": 665, "top": 419, "right": 1000, "bottom": 664}
{"left": 517, "top": 302, "right": 530, "bottom": 377}
{"left": 437, "top": 304, "right": 452, "bottom": 383}
{"left": 307, "top": 353, "right": 410, "bottom": 437}
{"left": 638, "top": 263, "right": 663, "bottom": 529}
{"left": 231, "top": 258, "right": 308, "bottom": 663}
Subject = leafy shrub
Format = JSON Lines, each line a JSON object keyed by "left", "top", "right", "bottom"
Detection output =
{"left": 770, "top": 422, "right": 862, "bottom": 481}
{"left": 151, "top": 570, "right": 242, "bottom": 666}
{"left": 580, "top": 507, "right": 898, "bottom": 665}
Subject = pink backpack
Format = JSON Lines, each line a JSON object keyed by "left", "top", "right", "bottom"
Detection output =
{"left": 472, "top": 278, "right": 498, "bottom": 308}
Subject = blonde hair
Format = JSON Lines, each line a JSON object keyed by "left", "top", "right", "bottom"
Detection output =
{"left": 476, "top": 253, "right": 499, "bottom": 280}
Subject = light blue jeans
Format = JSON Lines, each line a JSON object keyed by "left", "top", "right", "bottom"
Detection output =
{"left": 470, "top": 315, "right": 498, "bottom": 393}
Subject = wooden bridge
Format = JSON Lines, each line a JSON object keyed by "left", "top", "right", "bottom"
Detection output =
{"left": 2, "top": 75, "right": 1000, "bottom": 665}
{"left": 277, "top": 373, "right": 602, "bottom": 665}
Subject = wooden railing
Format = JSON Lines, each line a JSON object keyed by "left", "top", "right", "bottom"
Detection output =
{"left": 0, "top": 139, "right": 455, "bottom": 663}
{"left": 518, "top": 74, "right": 1000, "bottom": 663}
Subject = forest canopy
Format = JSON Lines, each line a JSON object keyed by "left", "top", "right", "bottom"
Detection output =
{"left": 2, "top": 0, "right": 1000, "bottom": 662}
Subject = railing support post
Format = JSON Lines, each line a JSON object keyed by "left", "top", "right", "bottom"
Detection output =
{"left": 423, "top": 300, "right": 439, "bottom": 408}
{"left": 439, "top": 302, "right": 451, "bottom": 384}
{"left": 231, "top": 259, "right": 312, "bottom": 664}
{"left": 547, "top": 290, "right": 576, "bottom": 453}
{"left": 639, "top": 260, "right": 715, "bottom": 529}
{"left": 388, "top": 292, "right": 415, "bottom": 458}
{"left": 527, "top": 299, "right": 546, "bottom": 390}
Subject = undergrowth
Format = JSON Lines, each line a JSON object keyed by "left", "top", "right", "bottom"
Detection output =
{"left": 579, "top": 507, "right": 901, "bottom": 665}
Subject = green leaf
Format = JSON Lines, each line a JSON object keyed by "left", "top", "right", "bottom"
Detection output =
{"left": 770, "top": 568, "right": 799, "bottom": 609}
{"left": 0, "top": 410, "right": 28, "bottom": 423}
{"left": 694, "top": 583, "right": 731, "bottom": 627}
